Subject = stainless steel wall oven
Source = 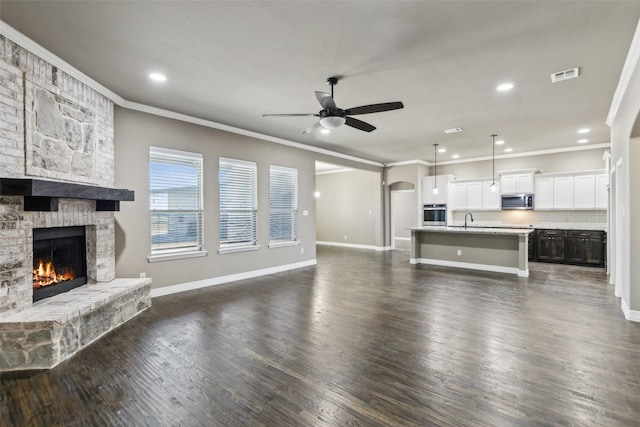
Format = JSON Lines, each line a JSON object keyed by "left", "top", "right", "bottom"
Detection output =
{"left": 423, "top": 204, "right": 447, "bottom": 226}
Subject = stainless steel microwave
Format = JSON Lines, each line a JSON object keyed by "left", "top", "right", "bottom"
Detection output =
{"left": 501, "top": 194, "right": 534, "bottom": 210}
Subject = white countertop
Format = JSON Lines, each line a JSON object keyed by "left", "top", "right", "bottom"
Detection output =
{"left": 409, "top": 226, "right": 535, "bottom": 236}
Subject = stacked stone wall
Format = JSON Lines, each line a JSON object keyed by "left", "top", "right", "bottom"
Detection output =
{"left": 0, "top": 196, "right": 116, "bottom": 314}
{"left": 0, "top": 35, "right": 114, "bottom": 186}
{"left": 0, "top": 35, "right": 117, "bottom": 314}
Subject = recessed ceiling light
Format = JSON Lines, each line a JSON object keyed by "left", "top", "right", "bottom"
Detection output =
{"left": 149, "top": 73, "right": 167, "bottom": 82}
{"left": 496, "top": 82, "right": 514, "bottom": 92}
{"left": 504, "top": 148, "right": 513, "bottom": 152}
{"left": 320, "top": 128, "right": 330, "bottom": 134}
{"left": 578, "top": 128, "right": 590, "bottom": 134}
{"left": 452, "top": 154, "right": 460, "bottom": 159}
{"left": 578, "top": 139, "right": 589, "bottom": 144}
{"left": 495, "top": 140, "right": 505, "bottom": 145}
{"left": 438, "top": 148, "right": 446, "bottom": 153}
{"left": 443, "top": 127, "right": 463, "bottom": 134}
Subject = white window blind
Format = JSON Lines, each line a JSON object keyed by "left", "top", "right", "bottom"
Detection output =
{"left": 270, "top": 165, "right": 298, "bottom": 243}
{"left": 149, "top": 147, "right": 203, "bottom": 255}
{"left": 219, "top": 157, "right": 258, "bottom": 249}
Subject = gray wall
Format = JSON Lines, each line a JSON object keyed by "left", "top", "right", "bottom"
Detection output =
{"left": 384, "top": 163, "right": 429, "bottom": 245}
{"left": 610, "top": 39, "right": 640, "bottom": 313}
{"left": 435, "top": 147, "right": 608, "bottom": 179}
{"left": 113, "top": 107, "right": 320, "bottom": 289}
{"left": 315, "top": 169, "right": 383, "bottom": 247}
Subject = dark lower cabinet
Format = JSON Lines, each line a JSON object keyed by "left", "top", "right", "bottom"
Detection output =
{"left": 536, "top": 229, "right": 567, "bottom": 262}
{"left": 566, "top": 230, "right": 605, "bottom": 266}
{"left": 528, "top": 229, "right": 536, "bottom": 261}
{"left": 535, "top": 229, "right": 606, "bottom": 267}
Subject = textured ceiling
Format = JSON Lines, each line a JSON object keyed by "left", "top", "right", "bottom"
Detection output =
{"left": 1, "top": 1, "right": 639, "bottom": 164}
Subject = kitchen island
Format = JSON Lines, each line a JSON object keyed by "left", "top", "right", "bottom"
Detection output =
{"left": 409, "top": 226, "right": 534, "bottom": 277}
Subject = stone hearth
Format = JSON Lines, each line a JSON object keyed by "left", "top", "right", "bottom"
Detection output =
{"left": 0, "top": 278, "right": 151, "bottom": 371}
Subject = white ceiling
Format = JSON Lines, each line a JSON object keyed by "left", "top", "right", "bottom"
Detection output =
{"left": 2, "top": 1, "right": 639, "bottom": 164}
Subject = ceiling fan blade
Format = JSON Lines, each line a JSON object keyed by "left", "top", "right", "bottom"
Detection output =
{"left": 344, "top": 102, "right": 404, "bottom": 116}
{"left": 302, "top": 122, "right": 322, "bottom": 135}
{"left": 262, "top": 113, "right": 318, "bottom": 117}
{"left": 345, "top": 117, "right": 376, "bottom": 132}
{"left": 315, "top": 91, "right": 336, "bottom": 110}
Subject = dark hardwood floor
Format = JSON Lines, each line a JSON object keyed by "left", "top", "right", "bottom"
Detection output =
{"left": 2, "top": 246, "right": 640, "bottom": 426}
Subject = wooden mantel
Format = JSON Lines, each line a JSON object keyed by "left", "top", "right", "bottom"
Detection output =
{"left": 0, "top": 178, "right": 135, "bottom": 211}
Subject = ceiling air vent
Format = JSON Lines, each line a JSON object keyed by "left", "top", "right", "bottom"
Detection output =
{"left": 551, "top": 67, "right": 580, "bottom": 83}
{"left": 443, "top": 127, "right": 463, "bottom": 134}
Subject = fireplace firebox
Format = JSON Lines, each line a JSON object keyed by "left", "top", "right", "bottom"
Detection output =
{"left": 33, "top": 226, "right": 88, "bottom": 302}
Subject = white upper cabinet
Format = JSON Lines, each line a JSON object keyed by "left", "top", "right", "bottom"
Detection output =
{"left": 482, "top": 181, "right": 501, "bottom": 210}
{"left": 553, "top": 176, "right": 574, "bottom": 209}
{"left": 441, "top": 170, "right": 606, "bottom": 211}
{"left": 595, "top": 174, "right": 608, "bottom": 209}
{"left": 499, "top": 171, "right": 535, "bottom": 195}
{"left": 449, "top": 180, "right": 500, "bottom": 211}
{"left": 573, "top": 175, "right": 596, "bottom": 209}
{"left": 449, "top": 182, "right": 467, "bottom": 210}
{"left": 422, "top": 175, "right": 452, "bottom": 205}
{"left": 533, "top": 171, "right": 606, "bottom": 210}
{"left": 534, "top": 177, "right": 554, "bottom": 209}
{"left": 466, "top": 181, "right": 483, "bottom": 209}
{"left": 500, "top": 174, "right": 517, "bottom": 194}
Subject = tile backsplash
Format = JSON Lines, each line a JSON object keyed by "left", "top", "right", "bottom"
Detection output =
{"left": 451, "top": 209, "right": 607, "bottom": 231}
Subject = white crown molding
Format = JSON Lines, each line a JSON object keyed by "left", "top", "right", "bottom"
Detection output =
{"left": 120, "top": 100, "right": 384, "bottom": 167}
{"left": 383, "top": 145, "right": 610, "bottom": 168}
{"left": 315, "top": 168, "right": 355, "bottom": 175}
{"left": 385, "top": 159, "right": 431, "bottom": 167}
{"left": 436, "top": 143, "right": 611, "bottom": 166}
{"left": 0, "top": 20, "right": 383, "bottom": 169}
{"left": 607, "top": 18, "right": 640, "bottom": 126}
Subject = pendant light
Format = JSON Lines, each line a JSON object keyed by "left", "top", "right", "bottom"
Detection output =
{"left": 432, "top": 143, "right": 439, "bottom": 195}
{"left": 490, "top": 134, "right": 497, "bottom": 192}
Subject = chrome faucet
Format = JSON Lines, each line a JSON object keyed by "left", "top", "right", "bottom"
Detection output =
{"left": 464, "top": 212, "right": 474, "bottom": 229}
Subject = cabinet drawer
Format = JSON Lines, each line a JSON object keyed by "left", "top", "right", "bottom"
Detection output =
{"left": 537, "top": 229, "right": 567, "bottom": 237}
{"left": 567, "top": 230, "right": 603, "bottom": 239}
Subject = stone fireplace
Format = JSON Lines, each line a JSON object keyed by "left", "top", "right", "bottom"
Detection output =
{"left": 0, "top": 36, "right": 151, "bottom": 372}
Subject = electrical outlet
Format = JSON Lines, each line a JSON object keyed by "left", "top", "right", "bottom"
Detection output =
{"left": 344, "top": 235, "right": 348, "bottom": 240}
{"left": 300, "top": 247, "right": 304, "bottom": 256}
{"left": 457, "top": 250, "right": 462, "bottom": 256}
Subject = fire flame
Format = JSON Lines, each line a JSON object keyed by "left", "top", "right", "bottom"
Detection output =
{"left": 33, "top": 260, "right": 75, "bottom": 289}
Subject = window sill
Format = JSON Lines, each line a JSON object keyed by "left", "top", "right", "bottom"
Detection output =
{"left": 148, "top": 250, "right": 208, "bottom": 263}
{"left": 268, "top": 241, "right": 300, "bottom": 249}
{"left": 218, "top": 244, "right": 261, "bottom": 255}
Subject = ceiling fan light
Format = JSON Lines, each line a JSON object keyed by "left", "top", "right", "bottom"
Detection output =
{"left": 319, "top": 116, "right": 346, "bottom": 129}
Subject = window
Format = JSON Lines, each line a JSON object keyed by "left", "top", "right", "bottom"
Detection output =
{"left": 149, "top": 147, "right": 204, "bottom": 261}
{"left": 219, "top": 157, "right": 259, "bottom": 253}
{"left": 269, "top": 165, "right": 298, "bottom": 246}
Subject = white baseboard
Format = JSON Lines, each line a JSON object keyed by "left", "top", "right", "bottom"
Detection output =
{"left": 410, "top": 257, "right": 526, "bottom": 277}
{"left": 150, "top": 259, "right": 317, "bottom": 298}
{"left": 316, "top": 241, "right": 391, "bottom": 251}
{"left": 621, "top": 298, "right": 640, "bottom": 322}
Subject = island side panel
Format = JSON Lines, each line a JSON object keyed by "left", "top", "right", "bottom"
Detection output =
{"left": 415, "top": 231, "right": 520, "bottom": 269}
{"left": 518, "top": 234, "right": 529, "bottom": 276}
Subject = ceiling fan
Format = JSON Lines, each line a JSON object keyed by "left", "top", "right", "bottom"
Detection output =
{"left": 263, "top": 76, "right": 404, "bottom": 134}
